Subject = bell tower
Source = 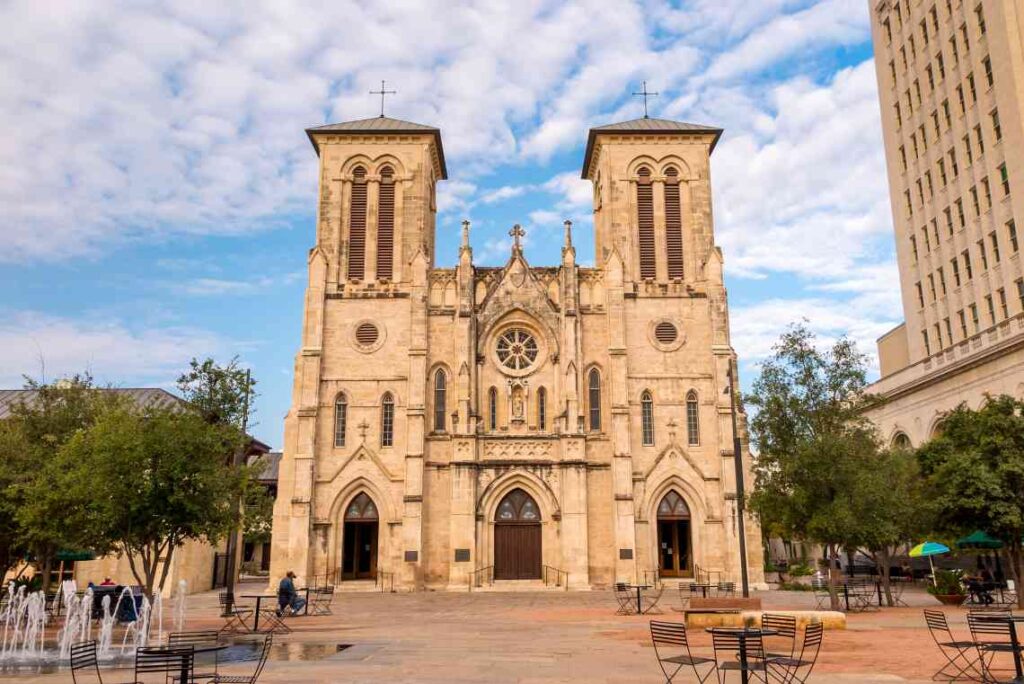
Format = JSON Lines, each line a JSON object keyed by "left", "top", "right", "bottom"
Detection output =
{"left": 581, "top": 118, "right": 722, "bottom": 287}
{"left": 306, "top": 117, "right": 447, "bottom": 287}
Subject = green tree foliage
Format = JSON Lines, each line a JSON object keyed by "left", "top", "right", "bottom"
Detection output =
{"left": 745, "top": 324, "right": 923, "bottom": 608}
{"left": 54, "top": 404, "right": 250, "bottom": 598}
{"left": 917, "top": 395, "right": 1024, "bottom": 609}
{"left": 177, "top": 357, "right": 257, "bottom": 428}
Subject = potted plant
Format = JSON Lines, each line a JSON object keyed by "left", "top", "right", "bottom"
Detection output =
{"left": 928, "top": 569, "right": 966, "bottom": 605}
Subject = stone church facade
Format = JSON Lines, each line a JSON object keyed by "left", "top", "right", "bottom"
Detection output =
{"left": 269, "top": 114, "right": 765, "bottom": 591}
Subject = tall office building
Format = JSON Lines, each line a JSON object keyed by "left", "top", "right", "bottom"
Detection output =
{"left": 866, "top": 0, "right": 1024, "bottom": 445}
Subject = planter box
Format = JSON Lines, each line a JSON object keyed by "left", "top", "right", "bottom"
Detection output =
{"left": 932, "top": 593, "right": 966, "bottom": 606}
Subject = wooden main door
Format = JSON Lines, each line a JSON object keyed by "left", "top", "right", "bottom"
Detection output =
{"left": 342, "top": 493, "right": 379, "bottom": 580}
{"left": 493, "top": 489, "right": 542, "bottom": 580}
{"left": 657, "top": 491, "right": 693, "bottom": 578}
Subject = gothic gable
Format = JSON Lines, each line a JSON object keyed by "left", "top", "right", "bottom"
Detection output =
{"left": 476, "top": 244, "right": 559, "bottom": 340}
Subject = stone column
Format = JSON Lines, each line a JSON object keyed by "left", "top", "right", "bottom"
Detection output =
{"left": 559, "top": 450, "right": 590, "bottom": 588}
{"left": 447, "top": 441, "right": 478, "bottom": 588}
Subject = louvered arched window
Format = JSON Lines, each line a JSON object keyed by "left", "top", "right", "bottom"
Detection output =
{"left": 537, "top": 387, "right": 547, "bottom": 431}
{"left": 664, "top": 167, "right": 684, "bottom": 280}
{"left": 686, "top": 391, "right": 699, "bottom": 446}
{"left": 377, "top": 166, "right": 395, "bottom": 280}
{"left": 636, "top": 167, "right": 655, "bottom": 279}
{"left": 641, "top": 391, "right": 654, "bottom": 446}
{"left": 348, "top": 166, "right": 368, "bottom": 280}
{"left": 488, "top": 387, "right": 498, "bottom": 431}
{"left": 380, "top": 392, "right": 394, "bottom": 447}
{"left": 334, "top": 393, "right": 348, "bottom": 447}
{"left": 433, "top": 369, "right": 447, "bottom": 432}
{"left": 588, "top": 368, "right": 602, "bottom": 432}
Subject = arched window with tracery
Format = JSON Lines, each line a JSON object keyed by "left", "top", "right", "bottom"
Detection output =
{"left": 537, "top": 387, "right": 547, "bottom": 431}
{"left": 686, "top": 391, "right": 700, "bottom": 446}
{"left": 636, "top": 167, "right": 656, "bottom": 279}
{"left": 496, "top": 488, "right": 541, "bottom": 522}
{"left": 433, "top": 369, "right": 447, "bottom": 432}
{"left": 664, "top": 167, "right": 684, "bottom": 279}
{"left": 345, "top": 492, "right": 379, "bottom": 521}
{"left": 334, "top": 393, "right": 348, "bottom": 447}
{"left": 377, "top": 166, "right": 395, "bottom": 280}
{"left": 641, "top": 391, "right": 655, "bottom": 446}
{"left": 380, "top": 392, "right": 394, "bottom": 447}
{"left": 348, "top": 166, "right": 368, "bottom": 280}
{"left": 588, "top": 368, "right": 602, "bottom": 432}
{"left": 488, "top": 386, "right": 498, "bottom": 431}
{"left": 892, "top": 432, "right": 912, "bottom": 450}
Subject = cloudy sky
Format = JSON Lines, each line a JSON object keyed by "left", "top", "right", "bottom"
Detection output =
{"left": 0, "top": 0, "right": 899, "bottom": 447}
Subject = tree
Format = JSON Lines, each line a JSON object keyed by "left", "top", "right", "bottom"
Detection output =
{"left": 746, "top": 324, "right": 885, "bottom": 610}
{"left": 917, "top": 395, "right": 1024, "bottom": 609}
{"left": 177, "top": 357, "right": 257, "bottom": 428}
{"left": 56, "top": 404, "right": 251, "bottom": 598}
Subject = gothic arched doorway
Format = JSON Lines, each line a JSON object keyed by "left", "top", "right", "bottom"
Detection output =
{"left": 342, "top": 492, "right": 378, "bottom": 580}
{"left": 494, "top": 488, "right": 542, "bottom": 580}
{"left": 657, "top": 491, "right": 692, "bottom": 578}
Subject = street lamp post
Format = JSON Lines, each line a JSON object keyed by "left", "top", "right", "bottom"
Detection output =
{"left": 727, "top": 366, "right": 751, "bottom": 598}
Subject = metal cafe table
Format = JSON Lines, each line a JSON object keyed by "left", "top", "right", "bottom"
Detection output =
{"left": 977, "top": 614, "right": 1024, "bottom": 682}
{"left": 689, "top": 583, "right": 715, "bottom": 599}
{"left": 152, "top": 643, "right": 227, "bottom": 684}
{"left": 706, "top": 626, "right": 778, "bottom": 684}
{"left": 242, "top": 588, "right": 311, "bottom": 631}
{"left": 625, "top": 584, "right": 651, "bottom": 614}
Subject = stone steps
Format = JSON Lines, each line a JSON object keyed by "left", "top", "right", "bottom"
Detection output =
{"left": 471, "top": 580, "right": 568, "bottom": 593}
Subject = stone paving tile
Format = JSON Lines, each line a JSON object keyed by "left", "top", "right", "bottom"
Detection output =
{"left": 0, "top": 582, "right": 970, "bottom": 683}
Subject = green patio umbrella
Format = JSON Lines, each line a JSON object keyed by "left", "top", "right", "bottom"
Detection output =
{"left": 955, "top": 530, "right": 1003, "bottom": 550}
{"left": 910, "top": 541, "right": 951, "bottom": 586}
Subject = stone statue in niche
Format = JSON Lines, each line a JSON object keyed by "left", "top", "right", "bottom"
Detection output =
{"left": 511, "top": 385, "right": 524, "bottom": 419}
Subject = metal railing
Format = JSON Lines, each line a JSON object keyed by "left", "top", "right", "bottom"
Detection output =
{"left": 468, "top": 565, "right": 494, "bottom": 592}
{"left": 642, "top": 569, "right": 661, "bottom": 588}
{"left": 542, "top": 565, "right": 569, "bottom": 590}
{"left": 376, "top": 571, "right": 395, "bottom": 593}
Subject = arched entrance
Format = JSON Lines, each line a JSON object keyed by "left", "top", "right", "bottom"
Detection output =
{"left": 657, "top": 491, "right": 692, "bottom": 578}
{"left": 494, "top": 488, "right": 542, "bottom": 580}
{"left": 342, "top": 492, "right": 378, "bottom": 580}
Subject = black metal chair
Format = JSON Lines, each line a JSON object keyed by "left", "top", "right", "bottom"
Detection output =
{"left": 135, "top": 645, "right": 194, "bottom": 684}
{"left": 766, "top": 622, "right": 823, "bottom": 684}
{"left": 642, "top": 584, "right": 666, "bottom": 615}
{"left": 923, "top": 609, "right": 983, "bottom": 682}
{"left": 70, "top": 640, "right": 135, "bottom": 684}
{"left": 650, "top": 621, "right": 717, "bottom": 684}
{"left": 759, "top": 613, "right": 797, "bottom": 660}
{"left": 218, "top": 593, "right": 253, "bottom": 635}
{"left": 613, "top": 583, "right": 635, "bottom": 615}
{"left": 715, "top": 582, "right": 736, "bottom": 598}
{"left": 810, "top": 579, "right": 830, "bottom": 610}
{"left": 967, "top": 612, "right": 1019, "bottom": 684}
{"left": 310, "top": 586, "right": 335, "bottom": 616}
{"left": 168, "top": 630, "right": 221, "bottom": 681}
{"left": 711, "top": 630, "right": 769, "bottom": 684}
{"left": 212, "top": 633, "right": 273, "bottom": 683}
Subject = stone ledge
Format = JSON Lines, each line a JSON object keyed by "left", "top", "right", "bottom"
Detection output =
{"left": 685, "top": 609, "right": 846, "bottom": 630}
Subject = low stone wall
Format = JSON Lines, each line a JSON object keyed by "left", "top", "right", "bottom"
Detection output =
{"left": 685, "top": 609, "right": 846, "bottom": 630}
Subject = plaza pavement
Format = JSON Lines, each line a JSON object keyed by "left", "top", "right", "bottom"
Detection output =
{"left": 6, "top": 580, "right": 964, "bottom": 683}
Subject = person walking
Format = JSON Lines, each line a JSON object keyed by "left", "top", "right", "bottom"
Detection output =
{"left": 276, "top": 571, "right": 306, "bottom": 617}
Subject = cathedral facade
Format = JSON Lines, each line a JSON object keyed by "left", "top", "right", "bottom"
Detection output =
{"left": 269, "top": 114, "right": 765, "bottom": 590}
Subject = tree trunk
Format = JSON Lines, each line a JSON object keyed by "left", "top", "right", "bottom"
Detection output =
{"left": 1008, "top": 541, "right": 1024, "bottom": 610}
{"left": 827, "top": 544, "right": 841, "bottom": 611}
{"left": 877, "top": 548, "right": 894, "bottom": 607}
{"left": 39, "top": 552, "right": 52, "bottom": 595}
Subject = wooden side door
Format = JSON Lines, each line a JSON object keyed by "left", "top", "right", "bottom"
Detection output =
{"left": 494, "top": 524, "right": 542, "bottom": 579}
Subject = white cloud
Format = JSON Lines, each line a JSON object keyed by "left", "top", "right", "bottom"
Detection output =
{"left": 173, "top": 272, "right": 303, "bottom": 296}
{"left": 0, "top": 311, "right": 231, "bottom": 387}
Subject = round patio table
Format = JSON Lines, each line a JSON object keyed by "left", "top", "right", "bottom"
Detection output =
{"left": 626, "top": 584, "right": 650, "bottom": 614}
{"left": 706, "top": 627, "right": 779, "bottom": 684}
{"left": 689, "top": 583, "right": 714, "bottom": 598}
{"left": 976, "top": 614, "right": 1024, "bottom": 682}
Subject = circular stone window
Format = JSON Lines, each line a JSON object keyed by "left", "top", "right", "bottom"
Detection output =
{"left": 351, "top": 320, "right": 385, "bottom": 353}
{"left": 496, "top": 328, "right": 539, "bottom": 372}
{"left": 648, "top": 319, "right": 685, "bottom": 351}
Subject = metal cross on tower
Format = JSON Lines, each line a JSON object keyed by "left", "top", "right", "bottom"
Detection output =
{"left": 632, "top": 81, "right": 659, "bottom": 119}
{"left": 370, "top": 80, "right": 397, "bottom": 117}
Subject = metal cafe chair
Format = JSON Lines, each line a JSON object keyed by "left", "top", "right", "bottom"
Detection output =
{"left": 715, "top": 582, "right": 736, "bottom": 598}
{"left": 168, "top": 630, "right": 222, "bottom": 681}
{"left": 711, "top": 630, "right": 769, "bottom": 684}
{"left": 642, "top": 584, "right": 666, "bottom": 615}
{"left": 211, "top": 634, "right": 273, "bottom": 684}
{"left": 967, "top": 612, "right": 1020, "bottom": 684}
{"left": 218, "top": 593, "right": 254, "bottom": 635}
{"left": 759, "top": 613, "right": 798, "bottom": 660}
{"left": 923, "top": 609, "right": 983, "bottom": 682}
{"left": 135, "top": 645, "right": 194, "bottom": 684}
{"left": 70, "top": 640, "right": 136, "bottom": 684}
{"left": 613, "top": 583, "right": 635, "bottom": 615}
{"left": 649, "top": 621, "right": 717, "bottom": 684}
{"left": 310, "top": 586, "right": 335, "bottom": 616}
{"left": 766, "top": 622, "right": 824, "bottom": 684}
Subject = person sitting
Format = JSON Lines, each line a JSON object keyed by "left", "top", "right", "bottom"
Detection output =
{"left": 965, "top": 572, "right": 994, "bottom": 605}
{"left": 277, "top": 571, "right": 306, "bottom": 617}
{"left": 99, "top": 577, "right": 115, "bottom": 586}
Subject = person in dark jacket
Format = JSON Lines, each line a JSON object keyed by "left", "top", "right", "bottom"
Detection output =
{"left": 276, "top": 571, "right": 306, "bottom": 617}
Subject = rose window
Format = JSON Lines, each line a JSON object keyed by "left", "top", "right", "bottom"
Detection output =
{"left": 496, "top": 329, "right": 539, "bottom": 371}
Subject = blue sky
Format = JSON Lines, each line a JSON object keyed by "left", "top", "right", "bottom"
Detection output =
{"left": 0, "top": 0, "right": 901, "bottom": 448}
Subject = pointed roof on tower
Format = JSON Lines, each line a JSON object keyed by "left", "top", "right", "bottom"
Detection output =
{"left": 581, "top": 117, "right": 723, "bottom": 178}
{"left": 305, "top": 116, "right": 447, "bottom": 178}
